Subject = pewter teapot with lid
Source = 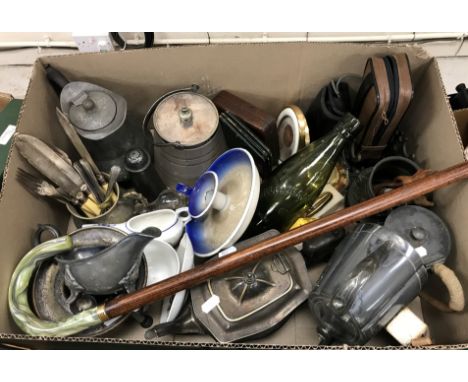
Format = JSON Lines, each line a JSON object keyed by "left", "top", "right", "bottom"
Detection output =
{"left": 46, "top": 65, "right": 145, "bottom": 180}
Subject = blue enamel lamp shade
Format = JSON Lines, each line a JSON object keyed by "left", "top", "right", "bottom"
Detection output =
{"left": 185, "top": 148, "right": 260, "bottom": 257}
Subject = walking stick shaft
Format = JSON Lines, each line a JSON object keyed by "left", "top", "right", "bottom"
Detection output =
{"left": 102, "top": 161, "right": 468, "bottom": 320}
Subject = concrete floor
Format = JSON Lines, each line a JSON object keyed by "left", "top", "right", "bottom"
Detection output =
{"left": 1, "top": 46, "right": 468, "bottom": 98}
{"left": 0, "top": 48, "right": 76, "bottom": 98}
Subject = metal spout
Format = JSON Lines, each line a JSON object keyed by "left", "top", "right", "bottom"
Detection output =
{"left": 58, "top": 227, "right": 161, "bottom": 295}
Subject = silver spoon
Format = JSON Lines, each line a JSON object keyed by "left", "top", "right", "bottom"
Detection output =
{"left": 101, "top": 165, "right": 121, "bottom": 207}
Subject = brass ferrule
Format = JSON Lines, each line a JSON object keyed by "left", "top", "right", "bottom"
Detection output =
{"left": 96, "top": 304, "right": 109, "bottom": 322}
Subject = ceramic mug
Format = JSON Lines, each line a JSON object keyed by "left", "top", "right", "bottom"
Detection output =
{"left": 107, "top": 207, "right": 190, "bottom": 246}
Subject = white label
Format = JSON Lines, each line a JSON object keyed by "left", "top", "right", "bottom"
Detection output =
{"left": 218, "top": 246, "right": 237, "bottom": 258}
{"left": 386, "top": 307, "right": 428, "bottom": 346}
{"left": 201, "top": 295, "right": 220, "bottom": 314}
{"left": 415, "top": 246, "right": 427, "bottom": 258}
{"left": 0, "top": 125, "right": 16, "bottom": 145}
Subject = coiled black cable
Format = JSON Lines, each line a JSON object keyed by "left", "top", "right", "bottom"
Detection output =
{"left": 109, "top": 32, "right": 154, "bottom": 49}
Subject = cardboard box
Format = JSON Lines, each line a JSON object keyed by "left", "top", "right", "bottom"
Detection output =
{"left": 1, "top": 43, "right": 467, "bottom": 349}
{"left": 454, "top": 108, "right": 468, "bottom": 149}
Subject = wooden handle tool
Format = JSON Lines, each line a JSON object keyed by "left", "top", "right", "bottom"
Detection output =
{"left": 97, "top": 161, "right": 468, "bottom": 320}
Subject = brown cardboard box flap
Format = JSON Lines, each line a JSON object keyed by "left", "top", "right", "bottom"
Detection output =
{"left": 454, "top": 108, "right": 468, "bottom": 146}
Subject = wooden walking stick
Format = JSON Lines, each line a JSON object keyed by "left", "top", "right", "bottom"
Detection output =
{"left": 9, "top": 161, "right": 468, "bottom": 336}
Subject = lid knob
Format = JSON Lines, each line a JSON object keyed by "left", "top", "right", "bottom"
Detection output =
{"left": 179, "top": 106, "right": 193, "bottom": 127}
{"left": 82, "top": 97, "right": 95, "bottom": 111}
{"left": 126, "top": 148, "right": 145, "bottom": 166}
{"left": 331, "top": 298, "right": 345, "bottom": 311}
{"left": 410, "top": 227, "right": 427, "bottom": 241}
{"left": 182, "top": 171, "right": 229, "bottom": 219}
{"left": 243, "top": 272, "right": 257, "bottom": 285}
{"left": 125, "top": 148, "right": 150, "bottom": 173}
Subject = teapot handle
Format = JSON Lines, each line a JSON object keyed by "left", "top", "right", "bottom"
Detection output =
{"left": 45, "top": 65, "right": 69, "bottom": 95}
{"left": 33, "top": 224, "right": 62, "bottom": 247}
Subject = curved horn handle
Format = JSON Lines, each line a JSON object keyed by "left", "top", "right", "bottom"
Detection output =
{"left": 8, "top": 236, "right": 101, "bottom": 337}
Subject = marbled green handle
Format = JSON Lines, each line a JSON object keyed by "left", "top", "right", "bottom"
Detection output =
{"left": 8, "top": 236, "right": 101, "bottom": 337}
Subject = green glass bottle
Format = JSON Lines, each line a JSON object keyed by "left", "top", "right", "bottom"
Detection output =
{"left": 249, "top": 113, "right": 360, "bottom": 233}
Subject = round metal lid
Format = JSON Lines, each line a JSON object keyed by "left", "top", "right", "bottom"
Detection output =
{"left": 68, "top": 90, "right": 117, "bottom": 131}
{"left": 384, "top": 205, "right": 451, "bottom": 267}
{"left": 152, "top": 92, "right": 219, "bottom": 146}
{"left": 60, "top": 82, "right": 127, "bottom": 141}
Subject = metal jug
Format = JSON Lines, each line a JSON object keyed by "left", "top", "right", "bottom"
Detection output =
{"left": 46, "top": 65, "right": 145, "bottom": 180}
{"left": 144, "top": 85, "right": 227, "bottom": 188}
{"left": 56, "top": 227, "right": 161, "bottom": 296}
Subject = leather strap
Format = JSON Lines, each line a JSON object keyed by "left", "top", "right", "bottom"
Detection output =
{"left": 365, "top": 57, "right": 391, "bottom": 146}
{"left": 360, "top": 56, "right": 391, "bottom": 155}
{"left": 354, "top": 54, "right": 413, "bottom": 161}
{"left": 378, "top": 54, "right": 413, "bottom": 147}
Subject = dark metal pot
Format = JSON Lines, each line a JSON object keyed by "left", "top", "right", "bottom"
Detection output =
{"left": 346, "top": 156, "right": 420, "bottom": 206}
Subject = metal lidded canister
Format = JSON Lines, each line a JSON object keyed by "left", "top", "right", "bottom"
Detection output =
{"left": 60, "top": 81, "right": 141, "bottom": 180}
{"left": 150, "top": 88, "right": 226, "bottom": 187}
{"left": 61, "top": 82, "right": 127, "bottom": 140}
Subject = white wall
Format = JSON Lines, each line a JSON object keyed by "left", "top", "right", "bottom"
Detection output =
{"left": 0, "top": 32, "right": 467, "bottom": 56}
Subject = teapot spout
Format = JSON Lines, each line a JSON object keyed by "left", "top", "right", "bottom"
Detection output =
{"left": 58, "top": 227, "right": 162, "bottom": 295}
